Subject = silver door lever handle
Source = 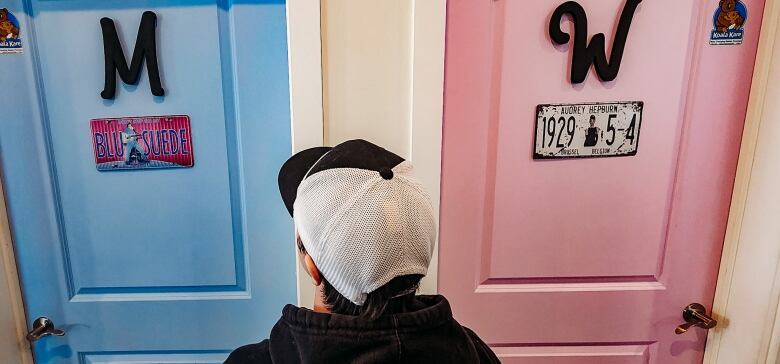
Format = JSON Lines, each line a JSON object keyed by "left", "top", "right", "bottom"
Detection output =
{"left": 26, "top": 317, "right": 65, "bottom": 342}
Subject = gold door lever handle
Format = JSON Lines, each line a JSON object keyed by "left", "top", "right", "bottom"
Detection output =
{"left": 675, "top": 303, "right": 717, "bottom": 335}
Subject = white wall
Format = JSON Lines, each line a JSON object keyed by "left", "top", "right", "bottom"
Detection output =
{"left": 293, "top": 0, "right": 446, "bottom": 307}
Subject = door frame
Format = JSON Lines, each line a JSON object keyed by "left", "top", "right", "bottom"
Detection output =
{"left": 286, "top": 0, "right": 325, "bottom": 307}
{"left": 285, "top": 0, "right": 446, "bottom": 307}
{"left": 704, "top": 0, "right": 780, "bottom": 362}
{"left": 0, "top": 179, "right": 34, "bottom": 364}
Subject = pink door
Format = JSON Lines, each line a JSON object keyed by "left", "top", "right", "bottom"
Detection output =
{"left": 439, "top": 0, "right": 763, "bottom": 362}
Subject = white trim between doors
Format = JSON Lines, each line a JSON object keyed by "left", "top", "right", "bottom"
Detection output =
{"left": 286, "top": 0, "right": 326, "bottom": 307}
{"left": 286, "top": 0, "right": 446, "bottom": 307}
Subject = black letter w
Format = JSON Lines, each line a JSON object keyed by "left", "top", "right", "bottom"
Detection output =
{"left": 549, "top": 0, "right": 642, "bottom": 84}
{"left": 100, "top": 11, "right": 164, "bottom": 99}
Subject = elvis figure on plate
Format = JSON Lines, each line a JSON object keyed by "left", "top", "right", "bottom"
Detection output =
{"left": 121, "top": 122, "right": 148, "bottom": 165}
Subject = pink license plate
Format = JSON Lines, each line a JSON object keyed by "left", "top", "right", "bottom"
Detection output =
{"left": 91, "top": 115, "right": 194, "bottom": 171}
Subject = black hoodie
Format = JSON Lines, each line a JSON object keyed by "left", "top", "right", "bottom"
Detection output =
{"left": 225, "top": 295, "right": 500, "bottom": 364}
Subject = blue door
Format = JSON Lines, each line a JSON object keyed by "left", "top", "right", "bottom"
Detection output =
{"left": 0, "top": 0, "right": 295, "bottom": 362}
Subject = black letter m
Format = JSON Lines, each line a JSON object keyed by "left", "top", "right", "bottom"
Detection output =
{"left": 100, "top": 11, "right": 164, "bottom": 99}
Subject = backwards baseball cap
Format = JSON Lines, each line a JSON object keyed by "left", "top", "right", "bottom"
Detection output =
{"left": 278, "top": 139, "right": 436, "bottom": 305}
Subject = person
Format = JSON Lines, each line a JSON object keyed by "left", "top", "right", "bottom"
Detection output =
{"left": 225, "top": 139, "right": 499, "bottom": 364}
{"left": 121, "top": 122, "right": 147, "bottom": 164}
{"left": 584, "top": 115, "right": 600, "bottom": 147}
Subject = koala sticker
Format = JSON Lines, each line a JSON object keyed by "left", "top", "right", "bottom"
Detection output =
{"left": 710, "top": 0, "right": 748, "bottom": 45}
{"left": 0, "top": 8, "right": 22, "bottom": 54}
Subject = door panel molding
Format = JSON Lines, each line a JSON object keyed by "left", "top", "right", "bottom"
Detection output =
{"left": 80, "top": 351, "right": 230, "bottom": 364}
{"left": 29, "top": 2, "right": 249, "bottom": 300}
{"left": 493, "top": 344, "right": 653, "bottom": 364}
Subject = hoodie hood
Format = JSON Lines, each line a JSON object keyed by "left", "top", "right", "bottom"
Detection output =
{"left": 239, "top": 295, "right": 499, "bottom": 364}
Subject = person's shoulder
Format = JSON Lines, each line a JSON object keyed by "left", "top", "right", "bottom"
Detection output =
{"left": 461, "top": 326, "right": 501, "bottom": 364}
{"left": 224, "top": 340, "right": 272, "bottom": 364}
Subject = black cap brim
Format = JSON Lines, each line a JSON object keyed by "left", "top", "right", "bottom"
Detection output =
{"left": 278, "top": 146, "right": 332, "bottom": 216}
{"left": 278, "top": 139, "right": 405, "bottom": 217}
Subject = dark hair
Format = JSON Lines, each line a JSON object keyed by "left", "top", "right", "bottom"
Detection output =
{"left": 297, "top": 237, "right": 422, "bottom": 320}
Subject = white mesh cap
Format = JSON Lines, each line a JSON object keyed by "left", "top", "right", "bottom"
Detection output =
{"left": 293, "top": 160, "right": 437, "bottom": 305}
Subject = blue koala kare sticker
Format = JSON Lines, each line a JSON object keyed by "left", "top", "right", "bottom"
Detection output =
{"left": 0, "top": 8, "right": 22, "bottom": 54}
{"left": 710, "top": 0, "right": 748, "bottom": 45}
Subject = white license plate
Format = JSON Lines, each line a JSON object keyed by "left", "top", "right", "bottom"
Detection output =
{"left": 534, "top": 102, "right": 643, "bottom": 159}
